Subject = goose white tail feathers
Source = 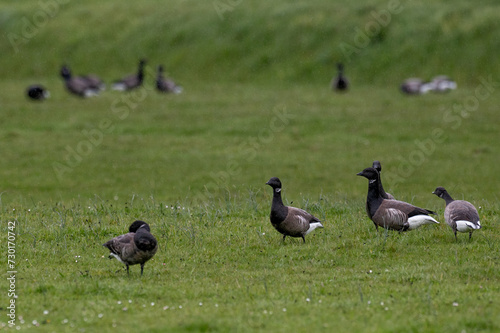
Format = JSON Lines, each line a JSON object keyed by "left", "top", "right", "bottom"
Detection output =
{"left": 456, "top": 220, "right": 481, "bottom": 232}
{"left": 407, "top": 215, "right": 439, "bottom": 230}
{"left": 305, "top": 222, "right": 324, "bottom": 235}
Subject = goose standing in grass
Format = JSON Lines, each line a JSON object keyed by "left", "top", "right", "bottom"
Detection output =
{"left": 432, "top": 186, "right": 481, "bottom": 240}
{"left": 357, "top": 167, "right": 439, "bottom": 231}
{"left": 60, "top": 65, "right": 100, "bottom": 97}
{"left": 156, "top": 65, "right": 183, "bottom": 94}
{"left": 430, "top": 76, "right": 457, "bottom": 93}
{"left": 103, "top": 220, "right": 158, "bottom": 276}
{"left": 266, "top": 177, "right": 324, "bottom": 243}
{"left": 112, "top": 59, "right": 146, "bottom": 91}
{"left": 26, "top": 84, "right": 49, "bottom": 100}
{"left": 372, "top": 160, "right": 395, "bottom": 200}
{"left": 331, "top": 63, "right": 349, "bottom": 92}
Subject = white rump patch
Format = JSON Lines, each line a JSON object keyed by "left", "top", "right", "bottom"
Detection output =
{"left": 305, "top": 222, "right": 324, "bottom": 235}
{"left": 407, "top": 215, "right": 439, "bottom": 230}
{"left": 456, "top": 220, "right": 481, "bottom": 232}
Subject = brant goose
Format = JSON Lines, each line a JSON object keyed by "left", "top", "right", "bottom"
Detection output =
{"left": 432, "top": 186, "right": 481, "bottom": 240}
{"left": 112, "top": 59, "right": 146, "bottom": 91}
{"left": 266, "top": 177, "right": 324, "bottom": 243}
{"left": 357, "top": 167, "right": 439, "bottom": 231}
{"left": 26, "top": 84, "right": 49, "bottom": 100}
{"left": 156, "top": 65, "right": 183, "bottom": 94}
{"left": 400, "top": 78, "right": 434, "bottom": 95}
{"left": 332, "top": 63, "right": 349, "bottom": 91}
{"left": 372, "top": 161, "right": 395, "bottom": 200}
{"left": 103, "top": 220, "right": 158, "bottom": 276}
{"left": 60, "top": 65, "right": 100, "bottom": 97}
{"left": 430, "top": 76, "right": 457, "bottom": 92}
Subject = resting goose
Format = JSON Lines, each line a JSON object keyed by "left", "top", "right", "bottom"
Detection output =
{"left": 156, "top": 65, "right": 183, "bottom": 94}
{"left": 60, "top": 65, "right": 100, "bottom": 97}
{"left": 331, "top": 63, "right": 349, "bottom": 92}
{"left": 432, "top": 186, "right": 481, "bottom": 240}
{"left": 26, "top": 84, "right": 49, "bottom": 100}
{"left": 430, "top": 76, "right": 457, "bottom": 92}
{"left": 112, "top": 59, "right": 146, "bottom": 91}
{"left": 400, "top": 78, "right": 433, "bottom": 95}
{"left": 372, "top": 161, "right": 395, "bottom": 200}
{"left": 103, "top": 220, "right": 158, "bottom": 276}
{"left": 357, "top": 167, "right": 439, "bottom": 231}
{"left": 266, "top": 177, "right": 324, "bottom": 243}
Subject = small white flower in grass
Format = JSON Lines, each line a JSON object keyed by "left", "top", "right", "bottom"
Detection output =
{"left": 367, "top": 301, "right": 371, "bottom": 305}
{"left": 151, "top": 302, "right": 155, "bottom": 306}
{"left": 122, "top": 307, "right": 128, "bottom": 311}
{"left": 62, "top": 319, "right": 68, "bottom": 324}
{"left": 98, "top": 314, "right": 103, "bottom": 319}
{"left": 380, "top": 302, "right": 384, "bottom": 306}
{"left": 163, "top": 306, "right": 169, "bottom": 310}
{"left": 282, "top": 308, "right": 287, "bottom": 312}
{"left": 43, "top": 310, "right": 49, "bottom": 315}
{"left": 199, "top": 302, "right": 203, "bottom": 306}
{"left": 179, "top": 305, "right": 183, "bottom": 309}
{"left": 117, "top": 301, "right": 122, "bottom": 305}
{"left": 453, "top": 302, "right": 459, "bottom": 307}
{"left": 384, "top": 307, "right": 389, "bottom": 311}
{"left": 368, "top": 270, "right": 373, "bottom": 274}
{"left": 306, "top": 298, "right": 310, "bottom": 302}
{"left": 128, "top": 300, "right": 132, "bottom": 303}
{"left": 318, "top": 300, "right": 322, "bottom": 304}
{"left": 263, "top": 310, "right": 268, "bottom": 314}
{"left": 215, "top": 304, "right": 219, "bottom": 308}
{"left": 32, "top": 320, "right": 38, "bottom": 326}
{"left": 142, "top": 304, "right": 146, "bottom": 308}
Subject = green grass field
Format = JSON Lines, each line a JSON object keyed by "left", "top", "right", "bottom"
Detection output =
{"left": 1, "top": 0, "right": 500, "bottom": 332}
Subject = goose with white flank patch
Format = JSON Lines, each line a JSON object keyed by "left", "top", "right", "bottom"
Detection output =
{"left": 432, "top": 186, "right": 481, "bottom": 240}
{"left": 103, "top": 220, "right": 158, "bottom": 276}
{"left": 112, "top": 59, "right": 146, "bottom": 91}
{"left": 332, "top": 63, "right": 349, "bottom": 92}
{"left": 372, "top": 160, "right": 395, "bottom": 200}
{"left": 357, "top": 167, "right": 439, "bottom": 231}
{"left": 156, "top": 65, "right": 183, "bottom": 94}
{"left": 430, "top": 76, "right": 457, "bottom": 93}
{"left": 266, "top": 177, "right": 324, "bottom": 243}
{"left": 60, "top": 65, "right": 100, "bottom": 97}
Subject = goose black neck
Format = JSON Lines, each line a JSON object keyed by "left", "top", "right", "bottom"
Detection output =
{"left": 270, "top": 188, "right": 287, "bottom": 223}
{"left": 366, "top": 176, "right": 384, "bottom": 218}
{"left": 442, "top": 191, "right": 455, "bottom": 205}
{"left": 377, "top": 174, "right": 390, "bottom": 199}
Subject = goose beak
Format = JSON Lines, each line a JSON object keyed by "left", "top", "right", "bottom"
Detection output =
{"left": 356, "top": 171, "right": 363, "bottom": 176}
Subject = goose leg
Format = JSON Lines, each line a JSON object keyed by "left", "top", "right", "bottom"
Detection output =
{"left": 469, "top": 232, "right": 472, "bottom": 240}
{"left": 126, "top": 265, "right": 130, "bottom": 276}
{"left": 282, "top": 235, "right": 286, "bottom": 243}
{"left": 301, "top": 236, "right": 306, "bottom": 243}
{"left": 140, "top": 263, "right": 145, "bottom": 276}
{"left": 454, "top": 231, "right": 458, "bottom": 242}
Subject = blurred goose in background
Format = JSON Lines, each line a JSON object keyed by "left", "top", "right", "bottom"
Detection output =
{"left": 156, "top": 65, "right": 183, "bottom": 94}
{"left": 112, "top": 59, "right": 146, "bottom": 91}
{"left": 432, "top": 186, "right": 481, "bottom": 240}
{"left": 332, "top": 63, "right": 349, "bottom": 92}
{"left": 26, "top": 84, "right": 49, "bottom": 101}
{"left": 400, "top": 78, "right": 427, "bottom": 95}
{"left": 103, "top": 220, "right": 158, "bottom": 276}
{"left": 60, "top": 65, "right": 100, "bottom": 97}
{"left": 430, "top": 75, "right": 457, "bottom": 92}
{"left": 266, "top": 177, "right": 324, "bottom": 243}
{"left": 357, "top": 167, "right": 439, "bottom": 231}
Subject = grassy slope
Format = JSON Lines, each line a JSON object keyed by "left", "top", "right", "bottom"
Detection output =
{"left": 0, "top": 0, "right": 500, "bottom": 332}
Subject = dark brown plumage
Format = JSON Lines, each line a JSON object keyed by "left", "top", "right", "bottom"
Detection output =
{"left": 266, "top": 177, "right": 324, "bottom": 243}
{"left": 372, "top": 160, "right": 395, "bottom": 200}
{"left": 357, "top": 167, "right": 439, "bottom": 231}
{"left": 103, "top": 220, "right": 158, "bottom": 276}
{"left": 432, "top": 186, "right": 481, "bottom": 240}
{"left": 60, "top": 65, "right": 100, "bottom": 97}
{"left": 332, "top": 63, "right": 349, "bottom": 92}
{"left": 112, "top": 59, "right": 146, "bottom": 91}
{"left": 156, "top": 65, "right": 182, "bottom": 94}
